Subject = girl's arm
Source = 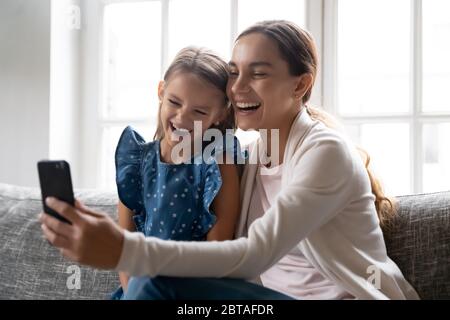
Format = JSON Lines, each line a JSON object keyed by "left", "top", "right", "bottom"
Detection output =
{"left": 207, "top": 163, "right": 241, "bottom": 241}
{"left": 117, "top": 200, "right": 135, "bottom": 291}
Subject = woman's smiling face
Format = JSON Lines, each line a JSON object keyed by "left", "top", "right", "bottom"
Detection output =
{"left": 227, "top": 32, "right": 302, "bottom": 132}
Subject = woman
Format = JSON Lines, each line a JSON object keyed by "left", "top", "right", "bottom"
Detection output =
{"left": 40, "top": 20, "right": 419, "bottom": 299}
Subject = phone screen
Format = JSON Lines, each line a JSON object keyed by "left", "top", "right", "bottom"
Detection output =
{"left": 37, "top": 160, "right": 74, "bottom": 224}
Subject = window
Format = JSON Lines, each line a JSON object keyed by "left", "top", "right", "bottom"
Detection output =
{"left": 238, "top": 0, "right": 305, "bottom": 33}
{"left": 324, "top": 0, "right": 450, "bottom": 195}
{"left": 101, "top": 1, "right": 161, "bottom": 189}
{"left": 423, "top": 0, "right": 450, "bottom": 112}
{"left": 97, "top": 0, "right": 306, "bottom": 189}
{"left": 84, "top": 0, "right": 450, "bottom": 194}
{"left": 168, "top": 0, "right": 231, "bottom": 61}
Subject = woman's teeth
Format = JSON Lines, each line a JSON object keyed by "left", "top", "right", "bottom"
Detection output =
{"left": 236, "top": 102, "right": 261, "bottom": 111}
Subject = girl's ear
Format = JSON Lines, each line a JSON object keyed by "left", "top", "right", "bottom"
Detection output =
{"left": 157, "top": 81, "right": 165, "bottom": 102}
{"left": 293, "top": 73, "right": 313, "bottom": 101}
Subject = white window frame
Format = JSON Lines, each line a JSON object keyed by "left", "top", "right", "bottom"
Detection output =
{"left": 322, "top": 0, "right": 450, "bottom": 194}
{"left": 80, "top": 0, "right": 450, "bottom": 193}
{"left": 80, "top": 0, "right": 312, "bottom": 188}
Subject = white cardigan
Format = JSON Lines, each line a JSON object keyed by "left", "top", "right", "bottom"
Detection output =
{"left": 116, "top": 110, "right": 420, "bottom": 300}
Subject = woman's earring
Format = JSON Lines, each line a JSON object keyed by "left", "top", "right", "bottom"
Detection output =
{"left": 215, "top": 121, "right": 220, "bottom": 126}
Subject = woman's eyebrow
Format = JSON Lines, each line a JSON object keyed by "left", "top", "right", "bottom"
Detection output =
{"left": 228, "top": 61, "right": 273, "bottom": 68}
{"left": 249, "top": 62, "right": 273, "bottom": 68}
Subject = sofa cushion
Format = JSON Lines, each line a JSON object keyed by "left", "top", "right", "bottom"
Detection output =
{"left": 383, "top": 191, "right": 450, "bottom": 299}
{"left": 0, "top": 183, "right": 120, "bottom": 299}
{"left": 1, "top": 183, "right": 449, "bottom": 299}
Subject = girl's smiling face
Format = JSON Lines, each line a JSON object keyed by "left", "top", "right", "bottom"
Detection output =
{"left": 227, "top": 33, "right": 306, "bottom": 132}
{"left": 158, "top": 71, "right": 226, "bottom": 162}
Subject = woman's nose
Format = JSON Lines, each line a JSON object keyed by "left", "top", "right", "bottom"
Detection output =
{"left": 231, "top": 75, "right": 251, "bottom": 94}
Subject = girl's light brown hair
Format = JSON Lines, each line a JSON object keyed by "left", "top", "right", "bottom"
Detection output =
{"left": 154, "top": 46, "right": 235, "bottom": 140}
{"left": 238, "top": 20, "right": 396, "bottom": 227}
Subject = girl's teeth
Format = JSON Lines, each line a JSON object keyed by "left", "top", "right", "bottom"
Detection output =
{"left": 171, "top": 123, "right": 191, "bottom": 135}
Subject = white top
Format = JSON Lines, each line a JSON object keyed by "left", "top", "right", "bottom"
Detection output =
{"left": 116, "top": 109, "right": 420, "bottom": 300}
{"left": 247, "top": 163, "right": 354, "bottom": 299}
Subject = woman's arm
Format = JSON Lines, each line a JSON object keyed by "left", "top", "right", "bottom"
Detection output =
{"left": 207, "top": 163, "right": 240, "bottom": 241}
{"left": 114, "top": 138, "right": 357, "bottom": 279}
{"left": 117, "top": 201, "right": 135, "bottom": 291}
{"left": 39, "top": 136, "right": 358, "bottom": 279}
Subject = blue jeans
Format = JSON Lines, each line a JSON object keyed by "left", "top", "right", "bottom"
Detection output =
{"left": 116, "top": 276, "right": 294, "bottom": 300}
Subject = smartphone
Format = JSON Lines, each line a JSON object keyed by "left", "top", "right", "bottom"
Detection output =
{"left": 37, "top": 160, "right": 74, "bottom": 224}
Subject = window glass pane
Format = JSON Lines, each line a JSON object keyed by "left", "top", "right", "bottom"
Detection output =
{"left": 103, "top": 3, "right": 161, "bottom": 119}
{"left": 101, "top": 125, "right": 156, "bottom": 190}
{"left": 422, "top": 0, "right": 450, "bottom": 113}
{"left": 169, "top": 0, "right": 231, "bottom": 62}
{"left": 345, "top": 123, "right": 410, "bottom": 196}
{"left": 423, "top": 123, "right": 450, "bottom": 192}
{"left": 238, "top": 0, "right": 305, "bottom": 33}
{"left": 337, "top": 0, "right": 410, "bottom": 115}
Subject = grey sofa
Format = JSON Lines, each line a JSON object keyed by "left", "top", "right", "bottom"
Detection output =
{"left": 0, "top": 182, "right": 449, "bottom": 299}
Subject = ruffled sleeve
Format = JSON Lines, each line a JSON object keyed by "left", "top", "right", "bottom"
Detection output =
{"left": 115, "top": 126, "right": 146, "bottom": 223}
{"left": 192, "top": 163, "right": 220, "bottom": 238}
{"left": 193, "top": 133, "right": 244, "bottom": 238}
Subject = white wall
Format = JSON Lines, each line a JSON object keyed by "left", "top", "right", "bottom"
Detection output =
{"left": 50, "top": 0, "right": 82, "bottom": 187}
{"left": 79, "top": 0, "right": 103, "bottom": 188}
{"left": 0, "top": 0, "right": 51, "bottom": 187}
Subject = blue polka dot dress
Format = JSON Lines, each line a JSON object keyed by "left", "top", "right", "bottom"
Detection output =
{"left": 115, "top": 126, "right": 244, "bottom": 241}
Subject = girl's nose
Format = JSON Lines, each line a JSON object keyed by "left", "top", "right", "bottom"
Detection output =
{"left": 174, "top": 105, "right": 191, "bottom": 122}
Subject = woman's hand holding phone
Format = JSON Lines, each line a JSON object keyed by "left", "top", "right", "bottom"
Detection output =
{"left": 37, "top": 160, "right": 124, "bottom": 269}
{"left": 39, "top": 197, "right": 125, "bottom": 269}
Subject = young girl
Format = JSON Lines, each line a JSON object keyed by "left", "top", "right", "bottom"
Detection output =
{"left": 112, "top": 47, "right": 243, "bottom": 298}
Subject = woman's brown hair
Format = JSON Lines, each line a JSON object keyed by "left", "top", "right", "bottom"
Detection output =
{"left": 238, "top": 20, "right": 396, "bottom": 227}
{"left": 154, "top": 46, "right": 235, "bottom": 140}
